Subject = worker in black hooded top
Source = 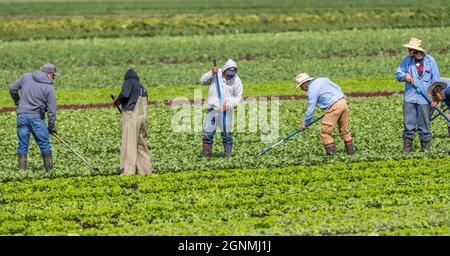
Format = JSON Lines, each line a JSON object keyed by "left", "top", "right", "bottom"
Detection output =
{"left": 113, "top": 69, "right": 153, "bottom": 174}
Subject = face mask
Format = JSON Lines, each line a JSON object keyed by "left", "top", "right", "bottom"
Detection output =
{"left": 225, "top": 68, "right": 237, "bottom": 79}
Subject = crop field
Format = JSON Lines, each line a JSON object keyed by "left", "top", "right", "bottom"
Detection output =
{"left": 0, "top": 0, "right": 449, "bottom": 236}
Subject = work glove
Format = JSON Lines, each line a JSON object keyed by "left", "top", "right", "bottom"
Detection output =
{"left": 48, "top": 126, "right": 57, "bottom": 135}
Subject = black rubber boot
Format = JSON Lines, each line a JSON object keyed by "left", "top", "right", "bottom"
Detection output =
{"left": 403, "top": 138, "right": 413, "bottom": 153}
{"left": 201, "top": 142, "right": 212, "bottom": 157}
{"left": 325, "top": 143, "right": 336, "bottom": 156}
{"left": 224, "top": 145, "right": 232, "bottom": 158}
{"left": 345, "top": 142, "right": 355, "bottom": 155}
{"left": 18, "top": 154, "right": 27, "bottom": 170}
{"left": 42, "top": 153, "right": 54, "bottom": 171}
{"left": 420, "top": 140, "right": 430, "bottom": 152}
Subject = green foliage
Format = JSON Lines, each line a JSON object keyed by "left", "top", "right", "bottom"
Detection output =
{"left": 1, "top": 27, "right": 449, "bottom": 92}
{"left": 0, "top": 158, "right": 448, "bottom": 235}
{"left": 0, "top": 0, "right": 449, "bottom": 40}
{"left": 1, "top": 96, "right": 449, "bottom": 182}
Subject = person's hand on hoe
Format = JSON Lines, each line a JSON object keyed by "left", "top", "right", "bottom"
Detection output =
{"left": 48, "top": 125, "right": 57, "bottom": 135}
{"left": 431, "top": 101, "right": 438, "bottom": 108}
{"left": 212, "top": 65, "right": 219, "bottom": 75}
{"left": 299, "top": 123, "right": 308, "bottom": 131}
{"left": 221, "top": 103, "right": 232, "bottom": 112}
{"left": 405, "top": 73, "right": 414, "bottom": 84}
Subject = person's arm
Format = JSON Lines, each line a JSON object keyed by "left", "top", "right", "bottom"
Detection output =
{"left": 9, "top": 76, "right": 23, "bottom": 106}
{"left": 46, "top": 87, "right": 57, "bottom": 134}
{"left": 303, "top": 87, "right": 320, "bottom": 125}
{"left": 201, "top": 67, "right": 218, "bottom": 85}
{"left": 395, "top": 58, "right": 409, "bottom": 82}
{"left": 114, "top": 81, "right": 132, "bottom": 106}
{"left": 229, "top": 78, "right": 243, "bottom": 107}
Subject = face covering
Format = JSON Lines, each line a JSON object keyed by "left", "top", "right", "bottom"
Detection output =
{"left": 225, "top": 68, "right": 237, "bottom": 80}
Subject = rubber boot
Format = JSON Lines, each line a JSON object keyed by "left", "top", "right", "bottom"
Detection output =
{"left": 403, "top": 138, "right": 413, "bottom": 153}
{"left": 224, "top": 145, "right": 232, "bottom": 158}
{"left": 42, "top": 153, "right": 54, "bottom": 171}
{"left": 345, "top": 141, "right": 355, "bottom": 155}
{"left": 201, "top": 142, "right": 212, "bottom": 157}
{"left": 420, "top": 140, "right": 430, "bottom": 152}
{"left": 18, "top": 154, "right": 27, "bottom": 170}
{"left": 325, "top": 143, "right": 336, "bottom": 156}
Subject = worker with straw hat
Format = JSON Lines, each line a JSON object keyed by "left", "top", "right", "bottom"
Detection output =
{"left": 395, "top": 37, "right": 440, "bottom": 152}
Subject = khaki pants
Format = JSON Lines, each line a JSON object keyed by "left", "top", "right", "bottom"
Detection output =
{"left": 120, "top": 96, "right": 153, "bottom": 174}
{"left": 320, "top": 98, "right": 352, "bottom": 145}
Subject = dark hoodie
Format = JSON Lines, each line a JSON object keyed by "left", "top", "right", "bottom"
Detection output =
{"left": 9, "top": 71, "right": 56, "bottom": 129}
{"left": 115, "top": 69, "right": 148, "bottom": 111}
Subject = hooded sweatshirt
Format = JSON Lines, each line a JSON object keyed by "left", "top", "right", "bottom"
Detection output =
{"left": 9, "top": 71, "right": 56, "bottom": 128}
{"left": 200, "top": 59, "right": 243, "bottom": 110}
{"left": 115, "top": 69, "right": 148, "bottom": 111}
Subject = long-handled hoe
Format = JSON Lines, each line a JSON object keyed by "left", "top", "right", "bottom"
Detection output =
{"left": 51, "top": 132, "right": 100, "bottom": 172}
{"left": 256, "top": 114, "right": 325, "bottom": 158}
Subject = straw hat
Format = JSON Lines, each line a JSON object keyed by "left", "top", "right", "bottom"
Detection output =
{"left": 295, "top": 73, "right": 316, "bottom": 88}
{"left": 403, "top": 37, "right": 426, "bottom": 52}
{"left": 426, "top": 81, "right": 447, "bottom": 101}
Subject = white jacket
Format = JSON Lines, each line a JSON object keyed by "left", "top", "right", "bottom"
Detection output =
{"left": 200, "top": 59, "right": 243, "bottom": 110}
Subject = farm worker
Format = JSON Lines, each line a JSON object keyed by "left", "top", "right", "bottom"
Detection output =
{"left": 396, "top": 37, "right": 440, "bottom": 152}
{"left": 428, "top": 78, "right": 450, "bottom": 138}
{"left": 296, "top": 73, "right": 355, "bottom": 156}
{"left": 9, "top": 63, "right": 59, "bottom": 171}
{"left": 113, "top": 69, "right": 153, "bottom": 174}
{"left": 200, "top": 59, "right": 243, "bottom": 157}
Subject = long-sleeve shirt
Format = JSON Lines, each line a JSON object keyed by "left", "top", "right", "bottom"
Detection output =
{"left": 395, "top": 54, "right": 440, "bottom": 105}
{"left": 9, "top": 71, "right": 56, "bottom": 128}
{"left": 303, "top": 78, "right": 344, "bottom": 125}
{"left": 200, "top": 60, "right": 243, "bottom": 110}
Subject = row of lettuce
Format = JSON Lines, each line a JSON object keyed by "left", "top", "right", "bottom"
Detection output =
{"left": 1, "top": 96, "right": 449, "bottom": 181}
{"left": 0, "top": 6, "right": 448, "bottom": 40}
{"left": 0, "top": 157, "right": 448, "bottom": 235}
{"left": 0, "top": 27, "right": 449, "bottom": 91}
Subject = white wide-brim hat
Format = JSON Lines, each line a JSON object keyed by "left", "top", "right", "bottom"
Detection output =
{"left": 295, "top": 73, "right": 316, "bottom": 88}
{"left": 403, "top": 37, "right": 426, "bottom": 52}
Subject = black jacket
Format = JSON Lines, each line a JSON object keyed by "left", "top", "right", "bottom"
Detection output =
{"left": 115, "top": 69, "right": 148, "bottom": 111}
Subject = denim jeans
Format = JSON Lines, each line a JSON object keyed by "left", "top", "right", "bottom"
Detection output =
{"left": 16, "top": 113, "right": 52, "bottom": 155}
{"left": 203, "top": 109, "right": 233, "bottom": 146}
{"left": 403, "top": 102, "right": 431, "bottom": 142}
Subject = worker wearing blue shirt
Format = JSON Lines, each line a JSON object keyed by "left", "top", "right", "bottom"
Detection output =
{"left": 296, "top": 73, "right": 354, "bottom": 156}
{"left": 395, "top": 38, "right": 440, "bottom": 152}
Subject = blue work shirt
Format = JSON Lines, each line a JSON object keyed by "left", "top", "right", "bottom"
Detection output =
{"left": 395, "top": 54, "right": 440, "bottom": 105}
{"left": 303, "top": 78, "right": 344, "bottom": 125}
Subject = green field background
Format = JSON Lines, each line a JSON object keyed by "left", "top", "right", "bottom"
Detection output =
{"left": 0, "top": 0, "right": 448, "bottom": 236}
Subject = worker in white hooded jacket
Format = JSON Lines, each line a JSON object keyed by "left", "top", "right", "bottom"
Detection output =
{"left": 200, "top": 59, "right": 243, "bottom": 157}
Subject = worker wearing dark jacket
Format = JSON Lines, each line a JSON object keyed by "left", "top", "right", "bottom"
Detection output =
{"left": 114, "top": 69, "right": 153, "bottom": 174}
{"left": 9, "top": 63, "right": 59, "bottom": 171}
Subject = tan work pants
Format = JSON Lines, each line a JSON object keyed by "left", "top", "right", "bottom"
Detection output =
{"left": 320, "top": 98, "right": 353, "bottom": 145}
{"left": 120, "top": 96, "right": 153, "bottom": 174}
